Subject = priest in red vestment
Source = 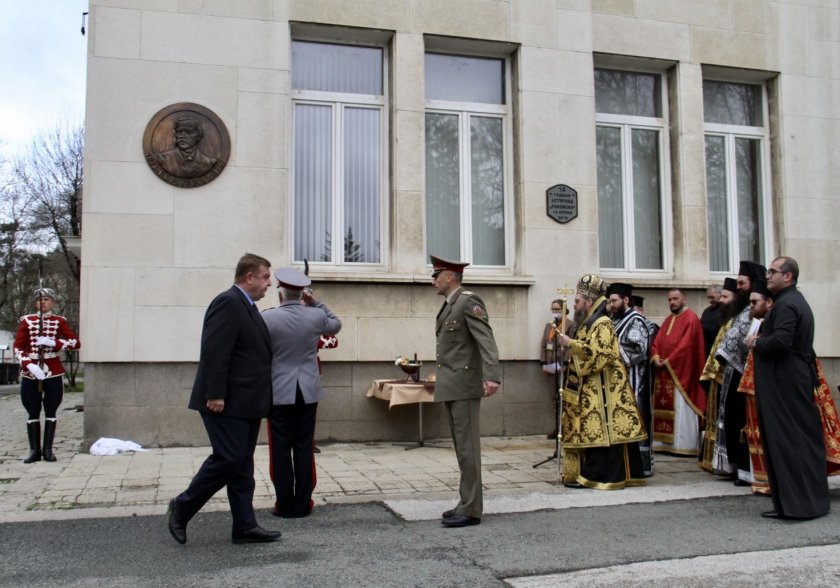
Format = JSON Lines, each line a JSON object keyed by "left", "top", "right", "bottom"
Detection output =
{"left": 650, "top": 288, "right": 707, "bottom": 456}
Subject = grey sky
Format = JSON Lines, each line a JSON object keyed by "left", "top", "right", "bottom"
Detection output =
{"left": 0, "top": 0, "right": 88, "bottom": 159}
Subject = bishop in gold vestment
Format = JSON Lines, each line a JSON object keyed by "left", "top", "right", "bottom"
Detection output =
{"left": 558, "top": 274, "right": 647, "bottom": 490}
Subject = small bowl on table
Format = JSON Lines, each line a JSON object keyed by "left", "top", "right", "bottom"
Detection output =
{"left": 399, "top": 363, "right": 421, "bottom": 381}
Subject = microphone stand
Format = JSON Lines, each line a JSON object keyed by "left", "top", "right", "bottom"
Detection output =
{"left": 534, "top": 310, "right": 567, "bottom": 473}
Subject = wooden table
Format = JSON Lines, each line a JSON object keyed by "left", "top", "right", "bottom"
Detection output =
{"left": 366, "top": 379, "right": 446, "bottom": 450}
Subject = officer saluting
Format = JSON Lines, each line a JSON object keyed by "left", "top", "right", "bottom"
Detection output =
{"left": 431, "top": 255, "right": 501, "bottom": 528}
{"left": 262, "top": 267, "right": 341, "bottom": 518}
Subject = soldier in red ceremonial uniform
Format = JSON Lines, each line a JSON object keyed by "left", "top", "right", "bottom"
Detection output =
{"left": 14, "top": 288, "right": 81, "bottom": 463}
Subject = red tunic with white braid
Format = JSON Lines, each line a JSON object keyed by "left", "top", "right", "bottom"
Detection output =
{"left": 14, "top": 312, "right": 81, "bottom": 379}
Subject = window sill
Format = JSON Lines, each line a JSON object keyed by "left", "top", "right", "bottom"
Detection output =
{"left": 600, "top": 275, "right": 723, "bottom": 291}
{"left": 304, "top": 272, "right": 535, "bottom": 287}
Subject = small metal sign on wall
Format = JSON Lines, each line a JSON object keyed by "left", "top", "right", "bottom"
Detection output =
{"left": 546, "top": 184, "right": 578, "bottom": 224}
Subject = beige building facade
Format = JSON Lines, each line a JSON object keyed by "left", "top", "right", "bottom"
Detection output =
{"left": 82, "top": 0, "right": 840, "bottom": 446}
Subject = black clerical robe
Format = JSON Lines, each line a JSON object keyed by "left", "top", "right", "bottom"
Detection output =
{"left": 754, "top": 285, "right": 829, "bottom": 519}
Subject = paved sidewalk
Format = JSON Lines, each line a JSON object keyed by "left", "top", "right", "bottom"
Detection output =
{"left": 0, "top": 390, "right": 796, "bottom": 524}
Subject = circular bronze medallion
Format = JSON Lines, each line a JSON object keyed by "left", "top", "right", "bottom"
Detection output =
{"left": 142, "top": 102, "right": 230, "bottom": 188}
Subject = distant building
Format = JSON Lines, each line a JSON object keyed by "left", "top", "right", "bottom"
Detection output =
{"left": 82, "top": 0, "right": 840, "bottom": 446}
{"left": 0, "top": 330, "right": 14, "bottom": 360}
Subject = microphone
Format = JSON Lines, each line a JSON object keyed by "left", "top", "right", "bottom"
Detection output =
{"left": 553, "top": 317, "right": 561, "bottom": 327}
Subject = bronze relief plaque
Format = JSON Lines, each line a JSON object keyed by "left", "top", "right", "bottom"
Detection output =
{"left": 142, "top": 103, "right": 231, "bottom": 188}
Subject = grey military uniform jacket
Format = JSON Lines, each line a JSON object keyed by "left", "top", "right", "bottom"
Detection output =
{"left": 434, "top": 287, "right": 501, "bottom": 402}
{"left": 261, "top": 300, "right": 342, "bottom": 405}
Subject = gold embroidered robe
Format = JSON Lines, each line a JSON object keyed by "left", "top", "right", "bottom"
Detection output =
{"left": 699, "top": 319, "right": 732, "bottom": 472}
{"left": 561, "top": 308, "right": 647, "bottom": 449}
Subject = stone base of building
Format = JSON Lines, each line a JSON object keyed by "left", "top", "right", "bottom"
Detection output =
{"left": 82, "top": 360, "right": 560, "bottom": 448}
{"left": 82, "top": 358, "right": 840, "bottom": 448}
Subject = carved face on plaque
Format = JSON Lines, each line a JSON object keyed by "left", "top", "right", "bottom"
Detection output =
{"left": 142, "top": 103, "right": 230, "bottom": 188}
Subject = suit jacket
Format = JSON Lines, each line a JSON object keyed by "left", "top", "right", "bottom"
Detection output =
{"left": 261, "top": 301, "right": 342, "bottom": 405}
{"left": 188, "top": 286, "right": 273, "bottom": 419}
{"left": 434, "top": 287, "right": 501, "bottom": 402}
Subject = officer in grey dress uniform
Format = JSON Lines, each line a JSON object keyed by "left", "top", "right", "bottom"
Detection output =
{"left": 262, "top": 268, "right": 342, "bottom": 518}
{"left": 431, "top": 255, "right": 501, "bottom": 528}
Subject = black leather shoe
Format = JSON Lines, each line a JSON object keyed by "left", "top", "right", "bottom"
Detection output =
{"left": 442, "top": 508, "right": 456, "bottom": 519}
{"left": 563, "top": 481, "right": 585, "bottom": 489}
{"left": 232, "top": 526, "right": 282, "bottom": 544}
{"left": 733, "top": 479, "right": 751, "bottom": 487}
{"left": 761, "top": 510, "right": 782, "bottom": 518}
{"left": 167, "top": 499, "right": 187, "bottom": 544}
{"left": 441, "top": 515, "right": 480, "bottom": 528}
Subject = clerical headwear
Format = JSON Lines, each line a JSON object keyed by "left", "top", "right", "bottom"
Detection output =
{"left": 606, "top": 282, "right": 633, "bottom": 299}
{"left": 738, "top": 260, "right": 767, "bottom": 283}
{"left": 274, "top": 267, "right": 311, "bottom": 290}
{"left": 723, "top": 277, "right": 737, "bottom": 293}
{"left": 430, "top": 255, "right": 469, "bottom": 277}
{"left": 34, "top": 288, "right": 57, "bottom": 301}
{"left": 576, "top": 274, "right": 606, "bottom": 299}
{"left": 751, "top": 278, "right": 771, "bottom": 298}
{"left": 632, "top": 295, "right": 645, "bottom": 308}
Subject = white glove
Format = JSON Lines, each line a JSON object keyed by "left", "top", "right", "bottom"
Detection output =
{"left": 35, "top": 336, "right": 56, "bottom": 348}
{"left": 542, "top": 362, "right": 560, "bottom": 375}
{"left": 26, "top": 363, "right": 46, "bottom": 380}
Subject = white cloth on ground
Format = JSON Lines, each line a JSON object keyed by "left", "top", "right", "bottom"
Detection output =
{"left": 90, "top": 437, "right": 148, "bottom": 456}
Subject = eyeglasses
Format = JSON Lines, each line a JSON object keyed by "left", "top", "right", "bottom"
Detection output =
{"left": 766, "top": 268, "right": 786, "bottom": 276}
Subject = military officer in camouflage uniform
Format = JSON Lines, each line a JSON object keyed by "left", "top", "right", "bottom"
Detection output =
{"left": 431, "top": 255, "right": 501, "bottom": 528}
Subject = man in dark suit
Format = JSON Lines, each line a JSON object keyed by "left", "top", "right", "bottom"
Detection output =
{"left": 431, "top": 255, "right": 500, "bottom": 528}
{"left": 262, "top": 268, "right": 342, "bottom": 518}
{"left": 168, "top": 253, "right": 281, "bottom": 544}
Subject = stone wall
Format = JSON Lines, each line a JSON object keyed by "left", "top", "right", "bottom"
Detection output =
{"left": 83, "top": 359, "right": 557, "bottom": 448}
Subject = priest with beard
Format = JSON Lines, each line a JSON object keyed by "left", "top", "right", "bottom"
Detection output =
{"left": 555, "top": 274, "right": 647, "bottom": 489}
{"left": 699, "top": 278, "right": 737, "bottom": 473}
{"left": 713, "top": 261, "right": 765, "bottom": 485}
{"left": 606, "top": 282, "right": 654, "bottom": 477}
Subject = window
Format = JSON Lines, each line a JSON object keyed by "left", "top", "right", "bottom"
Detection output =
{"left": 291, "top": 41, "right": 386, "bottom": 265}
{"left": 595, "top": 69, "right": 669, "bottom": 272}
{"left": 703, "top": 80, "right": 770, "bottom": 272}
{"left": 425, "top": 53, "right": 509, "bottom": 267}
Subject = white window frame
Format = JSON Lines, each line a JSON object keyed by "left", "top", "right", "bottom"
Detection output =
{"left": 423, "top": 57, "right": 514, "bottom": 272}
{"left": 289, "top": 40, "right": 389, "bottom": 270}
{"left": 595, "top": 71, "right": 673, "bottom": 278}
{"left": 704, "top": 81, "right": 773, "bottom": 275}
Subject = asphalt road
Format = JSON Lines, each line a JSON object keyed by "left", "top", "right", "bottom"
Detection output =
{"left": 3, "top": 492, "right": 840, "bottom": 587}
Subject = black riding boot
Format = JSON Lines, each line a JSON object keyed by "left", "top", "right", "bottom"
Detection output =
{"left": 24, "top": 420, "right": 42, "bottom": 463}
{"left": 42, "top": 419, "right": 57, "bottom": 462}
